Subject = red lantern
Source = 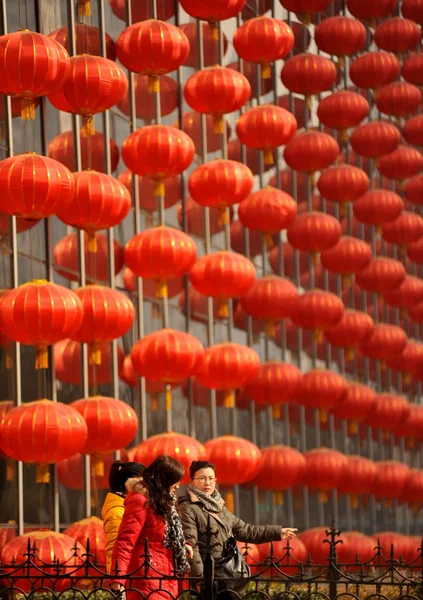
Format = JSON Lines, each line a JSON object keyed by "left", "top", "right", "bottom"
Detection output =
{"left": 175, "top": 111, "right": 231, "bottom": 156}
{"left": 57, "top": 171, "right": 131, "bottom": 251}
{"left": 236, "top": 104, "right": 297, "bottom": 166}
{"left": 353, "top": 189, "right": 404, "bottom": 226}
{"left": 133, "top": 433, "right": 206, "bottom": 485}
{"left": 125, "top": 226, "right": 197, "bottom": 298}
{"left": 375, "top": 18, "right": 421, "bottom": 53}
{"left": 119, "top": 171, "right": 180, "bottom": 216}
{"left": 228, "top": 59, "right": 274, "bottom": 99}
{"left": 0, "top": 399, "right": 87, "bottom": 483}
{"left": 397, "top": 405, "right": 423, "bottom": 442}
{"left": 109, "top": 0, "right": 174, "bottom": 21}
{"left": 178, "top": 197, "right": 233, "bottom": 238}
{"left": 284, "top": 132, "right": 340, "bottom": 174}
{"left": 190, "top": 251, "right": 256, "bottom": 317}
{"left": 407, "top": 236, "right": 423, "bottom": 264}
{"left": 0, "top": 30, "right": 70, "bottom": 119}
{"left": 179, "top": 0, "right": 248, "bottom": 29}
{"left": 402, "top": 0, "right": 423, "bottom": 24}
{"left": 239, "top": 276, "right": 299, "bottom": 335}
{"left": 331, "top": 384, "right": 378, "bottom": 434}
{"left": 189, "top": 159, "right": 254, "bottom": 223}
{"left": 242, "top": 362, "right": 303, "bottom": 412}
{"left": 302, "top": 448, "right": 348, "bottom": 503}
{"left": 386, "top": 341, "right": 423, "bottom": 382}
{"left": 49, "top": 24, "right": 115, "bottom": 60}
{"left": 378, "top": 147, "right": 423, "bottom": 184}
{"left": 63, "top": 516, "right": 106, "bottom": 565}
{"left": 356, "top": 258, "right": 405, "bottom": 293}
{"left": 122, "top": 125, "right": 195, "bottom": 196}
{"left": 317, "top": 92, "right": 369, "bottom": 143}
{"left": 324, "top": 310, "right": 375, "bottom": 360}
{"left": 281, "top": 54, "right": 337, "bottom": 105}
{"left": 350, "top": 121, "right": 401, "bottom": 158}
{"left": 321, "top": 236, "right": 372, "bottom": 281}
{"left": 233, "top": 18, "right": 294, "bottom": 79}
{"left": 58, "top": 450, "right": 127, "bottom": 491}
{"left": 184, "top": 66, "right": 251, "bottom": 134}
{"left": 295, "top": 370, "right": 348, "bottom": 417}
{"left": 382, "top": 212, "right": 423, "bottom": 248}
{"left": 180, "top": 22, "right": 228, "bottom": 69}
{"left": 338, "top": 455, "right": 377, "bottom": 501}
{"left": 285, "top": 20, "right": 312, "bottom": 55}
{"left": 402, "top": 54, "right": 423, "bottom": 87}
{"left": 318, "top": 165, "right": 369, "bottom": 215}
{"left": 349, "top": 51, "right": 401, "bottom": 90}
{"left": 117, "top": 74, "right": 178, "bottom": 120}
{"left": 251, "top": 445, "right": 306, "bottom": 499}
{"left": 0, "top": 211, "right": 38, "bottom": 237}
{"left": 359, "top": 325, "right": 408, "bottom": 362}
{"left": 238, "top": 187, "right": 297, "bottom": 247}
{"left": 54, "top": 232, "right": 124, "bottom": 283}
{"left": 383, "top": 276, "right": 423, "bottom": 310}
{"left": 279, "top": 0, "right": 333, "bottom": 22}
{"left": 49, "top": 55, "right": 127, "bottom": 135}
{"left": 315, "top": 17, "right": 366, "bottom": 64}
{"left": 290, "top": 289, "right": 344, "bottom": 341}
{"left": 0, "top": 154, "right": 74, "bottom": 220}
{"left": 401, "top": 470, "right": 423, "bottom": 508}
{"left": 195, "top": 342, "right": 261, "bottom": 408}
{"left": 405, "top": 175, "right": 423, "bottom": 207}
{"left": 70, "top": 396, "right": 138, "bottom": 473}
{"left": 71, "top": 286, "right": 135, "bottom": 363}
{"left": 287, "top": 212, "right": 341, "bottom": 257}
{"left": 204, "top": 435, "right": 261, "bottom": 489}
{"left": 346, "top": 0, "right": 397, "bottom": 22}
{"left": 0, "top": 281, "right": 83, "bottom": 369}
{"left": 48, "top": 129, "right": 120, "bottom": 173}
{"left": 298, "top": 528, "right": 344, "bottom": 564}
{"left": 375, "top": 82, "right": 422, "bottom": 119}
{"left": 371, "top": 461, "right": 410, "bottom": 501}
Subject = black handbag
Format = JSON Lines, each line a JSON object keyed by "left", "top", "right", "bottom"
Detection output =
{"left": 215, "top": 536, "right": 251, "bottom": 586}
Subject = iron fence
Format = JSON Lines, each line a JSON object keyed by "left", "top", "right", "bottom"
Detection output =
{"left": 0, "top": 525, "right": 422, "bottom": 600}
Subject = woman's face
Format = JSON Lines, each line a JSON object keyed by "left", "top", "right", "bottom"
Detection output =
{"left": 191, "top": 467, "right": 216, "bottom": 495}
{"left": 169, "top": 481, "right": 181, "bottom": 495}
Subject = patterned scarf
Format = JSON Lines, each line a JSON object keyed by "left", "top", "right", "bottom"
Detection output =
{"left": 187, "top": 484, "right": 223, "bottom": 513}
{"left": 163, "top": 494, "right": 191, "bottom": 576}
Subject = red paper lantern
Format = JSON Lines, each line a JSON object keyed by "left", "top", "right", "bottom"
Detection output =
{"left": 189, "top": 159, "right": 254, "bottom": 221}
{"left": 356, "top": 258, "right": 405, "bottom": 293}
{"left": 238, "top": 187, "right": 297, "bottom": 247}
{"left": 315, "top": 17, "right": 366, "bottom": 62}
{"left": 350, "top": 121, "right": 401, "bottom": 158}
{"left": 122, "top": 125, "right": 195, "bottom": 195}
{"left": 285, "top": 20, "right": 311, "bottom": 55}
{"left": 0, "top": 281, "right": 83, "bottom": 369}
{"left": 324, "top": 310, "right": 375, "bottom": 359}
{"left": 371, "top": 461, "right": 410, "bottom": 501}
{"left": 405, "top": 175, "right": 423, "bottom": 207}
{"left": 402, "top": 0, "right": 423, "bottom": 24}
{"left": 117, "top": 74, "right": 178, "bottom": 120}
{"left": 57, "top": 171, "right": 131, "bottom": 250}
{"left": 236, "top": 104, "right": 297, "bottom": 166}
{"left": 175, "top": 111, "right": 231, "bottom": 155}
{"left": 317, "top": 92, "right": 369, "bottom": 141}
{"left": 401, "top": 470, "right": 423, "bottom": 508}
{"left": 295, "top": 370, "right": 348, "bottom": 415}
{"left": 382, "top": 212, "right": 423, "bottom": 248}
{"left": 375, "top": 82, "right": 422, "bottom": 119}
{"left": 133, "top": 432, "right": 206, "bottom": 485}
{"left": 378, "top": 146, "right": 423, "bottom": 184}
{"left": 119, "top": 171, "right": 180, "bottom": 214}
{"left": 281, "top": 54, "right": 337, "bottom": 104}
{"left": 49, "top": 24, "right": 115, "bottom": 60}
{"left": 279, "top": 0, "right": 333, "bottom": 22}
{"left": 251, "top": 445, "right": 306, "bottom": 495}
{"left": 0, "top": 153, "right": 74, "bottom": 220}
{"left": 124, "top": 226, "right": 196, "bottom": 298}
{"left": 0, "top": 30, "right": 70, "bottom": 119}
{"left": 190, "top": 251, "right": 256, "bottom": 317}
{"left": 233, "top": 17, "right": 294, "bottom": 79}
{"left": 184, "top": 66, "right": 251, "bottom": 134}
{"left": 204, "top": 435, "right": 261, "bottom": 487}
{"left": 290, "top": 289, "right": 344, "bottom": 341}
{"left": 318, "top": 165, "right": 369, "bottom": 213}
{"left": 349, "top": 51, "right": 401, "bottom": 90}
{"left": 49, "top": 55, "right": 127, "bottom": 135}
{"left": 284, "top": 132, "right": 340, "bottom": 174}
{"left": 387, "top": 341, "right": 423, "bottom": 382}
{"left": 321, "top": 236, "right": 372, "bottom": 280}
{"left": 0, "top": 211, "right": 38, "bottom": 237}
{"left": 397, "top": 405, "right": 423, "bottom": 442}
{"left": 178, "top": 197, "right": 234, "bottom": 238}
{"left": 383, "top": 276, "right": 423, "bottom": 310}
{"left": 179, "top": 0, "right": 248, "bottom": 25}
{"left": 227, "top": 59, "right": 274, "bottom": 100}
{"left": 63, "top": 516, "right": 106, "bottom": 565}
{"left": 239, "top": 276, "right": 299, "bottom": 335}
{"left": 242, "top": 362, "right": 302, "bottom": 411}
{"left": 402, "top": 54, "right": 423, "bottom": 87}
{"left": 359, "top": 325, "right": 408, "bottom": 362}
{"left": 179, "top": 22, "right": 228, "bottom": 69}
{"left": 70, "top": 396, "right": 138, "bottom": 465}
{"left": 302, "top": 448, "right": 348, "bottom": 502}
{"left": 287, "top": 212, "right": 341, "bottom": 256}
{"left": 353, "top": 189, "right": 404, "bottom": 226}
{"left": 346, "top": 0, "right": 397, "bottom": 21}
{"left": 407, "top": 236, "right": 423, "bottom": 264}
{"left": 54, "top": 232, "right": 124, "bottom": 283}
{"left": 48, "top": 130, "right": 120, "bottom": 173}
{"left": 298, "top": 528, "right": 344, "bottom": 564}
{"left": 375, "top": 18, "right": 421, "bottom": 53}
{"left": 109, "top": 0, "right": 175, "bottom": 22}
{"left": 331, "top": 384, "right": 378, "bottom": 433}
{"left": 195, "top": 342, "right": 261, "bottom": 407}
{"left": 71, "top": 286, "right": 135, "bottom": 362}
{"left": 0, "top": 399, "right": 87, "bottom": 483}
{"left": 337, "top": 456, "right": 377, "bottom": 503}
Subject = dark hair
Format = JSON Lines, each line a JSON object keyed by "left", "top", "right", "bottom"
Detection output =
{"left": 142, "top": 455, "right": 185, "bottom": 518}
{"left": 109, "top": 460, "right": 145, "bottom": 494}
{"left": 189, "top": 460, "right": 215, "bottom": 479}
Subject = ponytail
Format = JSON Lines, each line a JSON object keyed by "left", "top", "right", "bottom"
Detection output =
{"left": 108, "top": 460, "right": 145, "bottom": 494}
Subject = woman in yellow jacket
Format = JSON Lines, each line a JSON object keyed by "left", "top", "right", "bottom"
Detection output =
{"left": 101, "top": 460, "right": 145, "bottom": 573}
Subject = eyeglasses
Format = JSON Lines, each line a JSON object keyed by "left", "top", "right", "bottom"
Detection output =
{"left": 193, "top": 476, "right": 216, "bottom": 483}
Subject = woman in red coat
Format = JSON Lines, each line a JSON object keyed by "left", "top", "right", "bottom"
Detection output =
{"left": 111, "top": 455, "right": 192, "bottom": 599}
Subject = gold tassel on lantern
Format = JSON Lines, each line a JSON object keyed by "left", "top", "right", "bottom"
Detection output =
{"left": 35, "top": 346, "right": 49, "bottom": 370}
{"left": 151, "top": 303, "right": 161, "bottom": 319}
{"left": 155, "top": 280, "right": 168, "bottom": 298}
{"left": 272, "top": 405, "right": 281, "bottom": 419}
{"left": 264, "top": 233, "right": 274, "bottom": 249}
{"left": 337, "top": 56, "right": 345, "bottom": 70}
{"left": 21, "top": 98, "right": 36, "bottom": 120}
{"left": 36, "top": 463, "right": 50, "bottom": 484}
{"left": 225, "top": 490, "right": 235, "bottom": 512}
{"left": 319, "top": 410, "right": 328, "bottom": 424}
{"left": 213, "top": 115, "right": 225, "bottom": 135}
{"left": 82, "top": 115, "right": 94, "bottom": 136}
{"left": 313, "top": 329, "right": 324, "bottom": 344}
{"left": 350, "top": 494, "right": 359, "bottom": 509}
{"left": 261, "top": 63, "right": 271, "bottom": 79}
{"left": 273, "top": 491, "right": 284, "bottom": 505}
{"left": 87, "top": 232, "right": 97, "bottom": 253}
{"left": 91, "top": 344, "right": 102, "bottom": 366}
{"left": 209, "top": 22, "right": 219, "bottom": 40}
{"left": 347, "top": 420, "right": 358, "bottom": 435}
{"left": 318, "top": 491, "right": 329, "bottom": 504}
{"left": 6, "top": 352, "right": 12, "bottom": 369}
{"left": 263, "top": 149, "right": 274, "bottom": 166}
{"left": 150, "top": 394, "right": 160, "bottom": 412}
{"left": 217, "top": 207, "right": 229, "bottom": 226}
{"left": 78, "top": 0, "right": 91, "bottom": 16}
{"left": 92, "top": 455, "right": 104, "bottom": 477}
{"left": 265, "top": 320, "right": 276, "bottom": 337}
{"left": 6, "top": 460, "right": 14, "bottom": 482}
{"left": 342, "top": 274, "right": 352, "bottom": 288}
{"left": 305, "top": 94, "right": 313, "bottom": 109}
{"left": 147, "top": 75, "right": 159, "bottom": 93}
{"left": 153, "top": 179, "right": 165, "bottom": 196}
{"left": 218, "top": 299, "right": 229, "bottom": 318}
{"left": 345, "top": 347, "right": 354, "bottom": 361}
{"left": 223, "top": 390, "right": 235, "bottom": 408}
{"left": 165, "top": 386, "right": 172, "bottom": 412}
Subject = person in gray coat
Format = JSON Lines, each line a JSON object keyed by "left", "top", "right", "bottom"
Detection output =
{"left": 178, "top": 460, "right": 297, "bottom": 580}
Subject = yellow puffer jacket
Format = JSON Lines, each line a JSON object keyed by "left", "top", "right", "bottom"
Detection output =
{"left": 101, "top": 492, "right": 125, "bottom": 573}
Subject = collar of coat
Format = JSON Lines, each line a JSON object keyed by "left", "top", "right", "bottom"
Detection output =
{"left": 186, "top": 487, "right": 225, "bottom": 511}
{"left": 125, "top": 477, "right": 148, "bottom": 495}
